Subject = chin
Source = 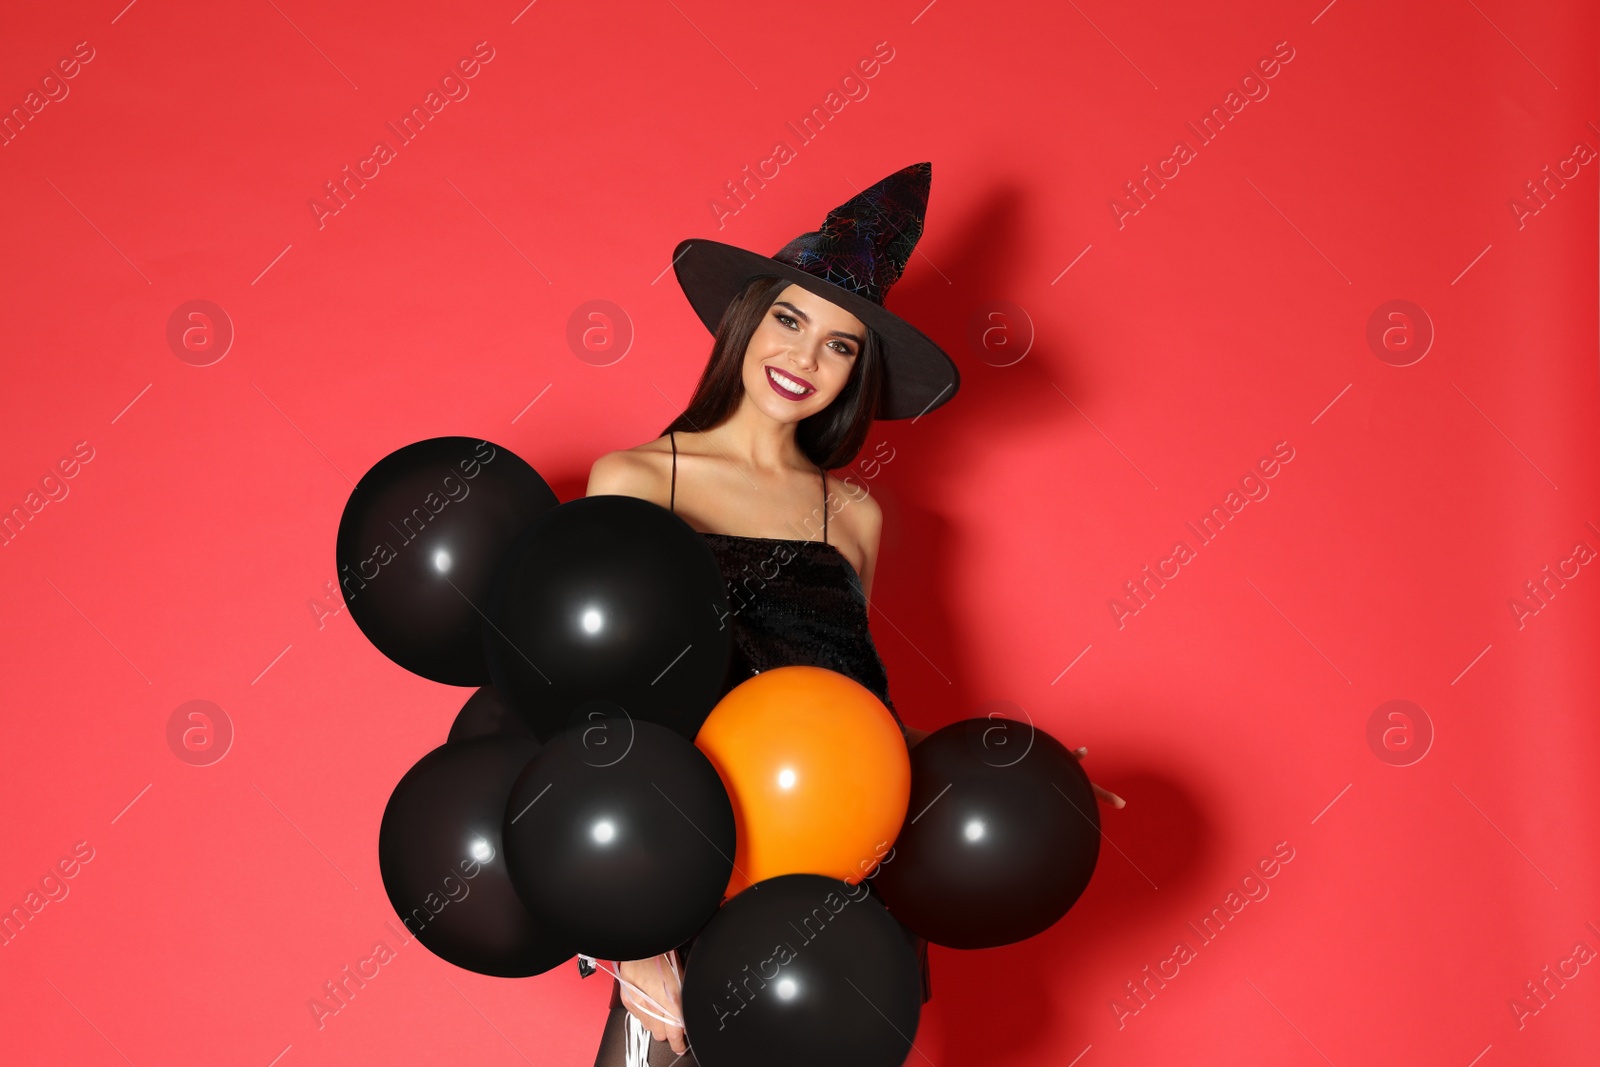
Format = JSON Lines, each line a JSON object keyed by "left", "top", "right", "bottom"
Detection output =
{"left": 758, "top": 397, "right": 816, "bottom": 423}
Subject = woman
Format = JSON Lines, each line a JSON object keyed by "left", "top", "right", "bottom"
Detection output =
{"left": 583, "top": 162, "right": 1122, "bottom": 1066}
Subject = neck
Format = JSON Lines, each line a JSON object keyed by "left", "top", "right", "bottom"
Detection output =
{"left": 703, "top": 393, "right": 810, "bottom": 472}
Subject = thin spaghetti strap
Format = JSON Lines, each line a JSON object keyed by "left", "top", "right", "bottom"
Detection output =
{"left": 669, "top": 432, "right": 676, "bottom": 513}
{"left": 820, "top": 467, "right": 828, "bottom": 544}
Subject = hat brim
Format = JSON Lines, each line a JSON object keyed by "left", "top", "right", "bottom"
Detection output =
{"left": 671, "top": 239, "right": 959, "bottom": 421}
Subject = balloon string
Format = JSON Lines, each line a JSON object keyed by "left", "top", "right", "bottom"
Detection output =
{"left": 580, "top": 955, "right": 685, "bottom": 1029}
{"left": 625, "top": 1010, "right": 651, "bottom": 1067}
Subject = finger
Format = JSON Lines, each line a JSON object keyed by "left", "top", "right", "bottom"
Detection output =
{"left": 668, "top": 1027, "right": 688, "bottom": 1055}
{"left": 1093, "top": 782, "right": 1125, "bottom": 808}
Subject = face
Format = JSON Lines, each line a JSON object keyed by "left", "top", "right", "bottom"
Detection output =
{"left": 740, "top": 283, "right": 865, "bottom": 422}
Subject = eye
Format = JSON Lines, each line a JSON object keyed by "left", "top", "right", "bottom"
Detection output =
{"left": 774, "top": 311, "right": 798, "bottom": 329}
{"left": 829, "top": 340, "right": 857, "bottom": 356}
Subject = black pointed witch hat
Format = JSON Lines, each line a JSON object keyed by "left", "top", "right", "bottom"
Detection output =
{"left": 671, "top": 161, "right": 959, "bottom": 421}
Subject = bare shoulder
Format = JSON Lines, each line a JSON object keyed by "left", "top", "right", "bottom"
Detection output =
{"left": 827, "top": 470, "right": 880, "bottom": 522}
{"left": 824, "top": 470, "right": 882, "bottom": 548}
{"left": 586, "top": 435, "right": 674, "bottom": 503}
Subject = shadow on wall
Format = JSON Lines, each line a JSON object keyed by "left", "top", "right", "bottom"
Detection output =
{"left": 856, "top": 172, "right": 1097, "bottom": 727}
{"left": 927, "top": 770, "right": 1212, "bottom": 1066}
{"left": 844, "top": 178, "right": 1210, "bottom": 1063}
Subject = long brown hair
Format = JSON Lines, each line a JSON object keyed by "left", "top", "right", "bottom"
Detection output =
{"left": 661, "top": 274, "right": 884, "bottom": 469}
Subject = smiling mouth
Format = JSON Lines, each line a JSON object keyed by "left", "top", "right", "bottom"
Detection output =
{"left": 765, "top": 366, "right": 816, "bottom": 400}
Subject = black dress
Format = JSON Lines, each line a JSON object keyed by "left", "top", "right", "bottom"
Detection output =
{"left": 589, "top": 433, "right": 931, "bottom": 1067}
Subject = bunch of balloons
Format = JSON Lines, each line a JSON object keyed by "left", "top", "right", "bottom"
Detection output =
{"left": 338, "top": 436, "right": 1104, "bottom": 1067}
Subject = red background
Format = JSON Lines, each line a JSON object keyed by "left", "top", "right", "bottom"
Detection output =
{"left": 2, "top": 1, "right": 1597, "bottom": 1064}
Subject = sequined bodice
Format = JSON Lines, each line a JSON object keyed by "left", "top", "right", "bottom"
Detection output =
{"left": 700, "top": 532, "right": 903, "bottom": 735}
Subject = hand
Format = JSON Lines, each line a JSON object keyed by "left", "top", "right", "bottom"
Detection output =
{"left": 618, "top": 952, "right": 687, "bottom": 1055}
{"left": 1072, "top": 746, "right": 1125, "bottom": 808}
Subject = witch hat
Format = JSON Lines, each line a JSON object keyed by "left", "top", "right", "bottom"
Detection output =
{"left": 671, "top": 161, "right": 959, "bottom": 421}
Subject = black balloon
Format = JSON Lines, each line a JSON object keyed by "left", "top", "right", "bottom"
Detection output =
{"left": 873, "top": 717, "right": 1101, "bottom": 949}
{"left": 501, "top": 717, "right": 734, "bottom": 961}
{"left": 683, "top": 873, "right": 921, "bottom": 1067}
{"left": 378, "top": 736, "right": 574, "bottom": 977}
{"left": 482, "top": 495, "right": 732, "bottom": 739}
{"left": 448, "top": 685, "right": 540, "bottom": 744}
{"left": 337, "top": 437, "right": 558, "bottom": 685}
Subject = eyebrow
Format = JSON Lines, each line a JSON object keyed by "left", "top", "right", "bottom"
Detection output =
{"left": 773, "top": 301, "right": 863, "bottom": 347}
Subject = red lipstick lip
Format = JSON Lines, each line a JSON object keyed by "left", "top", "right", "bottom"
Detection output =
{"left": 764, "top": 365, "right": 815, "bottom": 400}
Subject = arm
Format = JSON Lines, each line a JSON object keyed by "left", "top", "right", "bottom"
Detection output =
{"left": 853, "top": 482, "right": 883, "bottom": 609}
{"left": 853, "top": 487, "right": 929, "bottom": 745}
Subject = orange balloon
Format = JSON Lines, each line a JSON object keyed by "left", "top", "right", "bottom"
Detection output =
{"left": 694, "top": 666, "right": 910, "bottom": 898}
